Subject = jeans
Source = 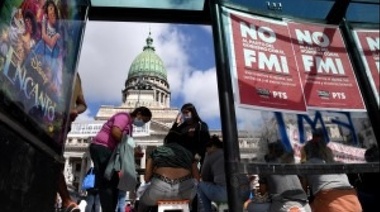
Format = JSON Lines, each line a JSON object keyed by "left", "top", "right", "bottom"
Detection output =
{"left": 117, "top": 190, "right": 127, "bottom": 212}
{"left": 85, "top": 192, "right": 101, "bottom": 212}
{"left": 197, "top": 181, "right": 227, "bottom": 212}
{"left": 138, "top": 176, "right": 197, "bottom": 212}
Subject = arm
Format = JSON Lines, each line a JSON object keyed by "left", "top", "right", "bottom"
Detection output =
{"left": 110, "top": 126, "right": 123, "bottom": 144}
{"left": 300, "top": 176, "right": 309, "bottom": 192}
{"left": 70, "top": 74, "right": 87, "bottom": 122}
{"left": 197, "top": 122, "right": 210, "bottom": 163}
{"left": 191, "top": 161, "right": 200, "bottom": 181}
{"left": 144, "top": 157, "right": 154, "bottom": 182}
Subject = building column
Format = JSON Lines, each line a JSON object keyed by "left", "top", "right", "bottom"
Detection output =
{"left": 63, "top": 156, "right": 73, "bottom": 185}
{"left": 140, "top": 146, "right": 147, "bottom": 183}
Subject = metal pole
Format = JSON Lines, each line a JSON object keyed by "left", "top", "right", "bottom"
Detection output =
{"left": 209, "top": 0, "right": 243, "bottom": 211}
{"left": 340, "top": 19, "right": 380, "bottom": 145}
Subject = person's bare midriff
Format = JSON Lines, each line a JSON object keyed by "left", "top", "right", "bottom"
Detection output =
{"left": 154, "top": 167, "right": 191, "bottom": 179}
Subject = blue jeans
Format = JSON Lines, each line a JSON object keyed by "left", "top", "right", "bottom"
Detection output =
{"left": 139, "top": 176, "right": 197, "bottom": 212}
{"left": 85, "top": 192, "right": 101, "bottom": 212}
{"left": 117, "top": 190, "right": 127, "bottom": 212}
{"left": 197, "top": 182, "right": 227, "bottom": 212}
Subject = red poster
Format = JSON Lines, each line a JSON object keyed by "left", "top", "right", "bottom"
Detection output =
{"left": 353, "top": 29, "right": 379, "bottom": 105}
{"left": 228, "top": 11, "right": 307, "bottom": 112}
{"left": 287, "top": 22, "right": 365, "bottom": 111}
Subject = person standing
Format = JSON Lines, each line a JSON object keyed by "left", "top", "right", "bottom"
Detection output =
{"left": 168, "top": 103, "right": 210, "bottom": 166}
{"left": 84, "top": 167, "right": 101, "bottom": 212}
{"left": 58, "top": 72, "right": 87, "bottom": 212}
{"left": 89, "top": 107, "right": 152, "bottom": 212}
{"left": 197, "top": 135, "right": 227, "bottom": 212}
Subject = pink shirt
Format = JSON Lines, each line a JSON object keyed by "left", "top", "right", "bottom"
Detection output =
{"left": 92, "top": 112, "right": 133, "bottom": 150}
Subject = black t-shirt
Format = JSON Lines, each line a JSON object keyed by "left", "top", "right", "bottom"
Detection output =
{"left": 167, "top": 121, "right": 210, "bottom": 164}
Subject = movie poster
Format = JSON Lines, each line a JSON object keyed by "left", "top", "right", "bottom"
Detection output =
{"left": 287, "top": 21, "right": 365, "bottom": 111}
{"left": 224, "top": 9, "right": 307, "bottom": 112}
{"left": 352, "top": 29, "right": 379, "bottom": 106}
{"left": 0, "top": 0, "right": 87, "bottom": 146}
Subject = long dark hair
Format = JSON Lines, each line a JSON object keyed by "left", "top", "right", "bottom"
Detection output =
{"left": 181, "top": 103, "right": 202, "bottom": 123}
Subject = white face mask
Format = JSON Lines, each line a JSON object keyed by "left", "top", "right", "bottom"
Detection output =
{"left": 133, "top": 118, "right": 145, "bottom": 127}
{"left": 182, "top": 113, "right": 192, "bottom": 122}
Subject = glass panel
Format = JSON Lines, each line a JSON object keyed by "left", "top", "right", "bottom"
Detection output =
{"left": 225, "top": 0, "right": 334, "bottom": 20}
{"left": 221, "top": 6, "right": 378, "bottom": 168}
{"left": 0, "top": 0, "right": 88, "bottom": 149}
{"left": 347, "top": 2, "right": 380, "bottom": 23}
{"left": 226, "top": 0, "right": 379, "bottom": 23}
{"left": 90, "top": 0, "right": 205, "bottom": 11}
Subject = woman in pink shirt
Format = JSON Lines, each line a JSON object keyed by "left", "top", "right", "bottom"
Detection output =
{"left": 89, "top": 107, "right": 152, "bottom": 212}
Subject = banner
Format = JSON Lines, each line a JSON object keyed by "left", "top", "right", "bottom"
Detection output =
{"left": 0, "top": 0, "right": 87, "bottom": 147}
{"left": 225, "top": 9, "right": 307, "bottom": 112}
{"left": 352, "top": 29, "right": 379, "bottom": 106}
{"left": 287, "top": 21, "right": 365, "bottom": 111}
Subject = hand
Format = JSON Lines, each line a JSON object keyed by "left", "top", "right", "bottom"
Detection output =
{"left": 176, "top": 113, "right": 183, "bottom": 124}
{"left": 69, "top": 109, "right": 78, "bottom": 122}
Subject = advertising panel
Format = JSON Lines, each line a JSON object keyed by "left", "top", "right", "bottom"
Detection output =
{"left": 287, "top": 21, "right": 365, "bottom": 111}
{"left": 225, "top": 9, "right": 307, "bottom": 112}
{"left": 352, "top": 29, "right": 379, "bottom": 106}
{"left": 0, "top": 0, "right": 87, "bottom": 149}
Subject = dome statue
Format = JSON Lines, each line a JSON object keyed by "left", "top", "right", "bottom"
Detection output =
{"left": 127, "top": 32, "right": 167, "bottom": 81}
{"left": 122, "top": 32, "right": 171, "bottom": 108}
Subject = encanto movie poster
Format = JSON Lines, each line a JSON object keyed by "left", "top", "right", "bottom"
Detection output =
{"left": 0, "top": 0, "right": 88, "bottom": 150}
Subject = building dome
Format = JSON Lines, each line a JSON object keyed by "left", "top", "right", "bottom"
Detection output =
{"left": 127, "top": 33, "right": 167, "bottom": 81}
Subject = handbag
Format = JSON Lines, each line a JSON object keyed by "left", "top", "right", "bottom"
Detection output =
{"left": 82, "top": 167, "right": 95, "bottom": 190}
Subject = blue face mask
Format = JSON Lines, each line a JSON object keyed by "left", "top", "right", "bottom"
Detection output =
{"left": 133, "top": 118, "right": 145, "bottom": 127}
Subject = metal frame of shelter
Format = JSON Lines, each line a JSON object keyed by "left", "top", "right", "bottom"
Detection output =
{"left": 88, "top": 0, "right": 380, "bottom": 211}
{"left": 0, "top": 0, "right": 378, "bottom": 211}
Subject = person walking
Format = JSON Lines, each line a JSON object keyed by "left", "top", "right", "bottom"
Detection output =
{"left": 89, "top": 107, "right": 152, "bottom": 212}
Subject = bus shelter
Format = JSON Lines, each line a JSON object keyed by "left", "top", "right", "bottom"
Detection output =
{"left": 0, "top": 0, "right": 379, "bottom": 211}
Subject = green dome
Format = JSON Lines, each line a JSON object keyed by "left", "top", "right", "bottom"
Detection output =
{"left": 128, "top": 34, "right": 167, "bottom": 80}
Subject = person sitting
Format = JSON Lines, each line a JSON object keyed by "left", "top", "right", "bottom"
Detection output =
{"left": 300, "top": 128, "right": 362, "bottom": 212}
{"left": 354, "top": 145, "right": 380, "bottom": 212}
{"left": 243, "top": 181, "right": 270, "bottom": 212}
{"left": 249, "top": 140, "right": 311, "bottom": 212}
{"left": 138, "top": 131, "right": 200, "bottom": 212}
{"left": 197, "top": 135, "right": 227, "bottom": 212}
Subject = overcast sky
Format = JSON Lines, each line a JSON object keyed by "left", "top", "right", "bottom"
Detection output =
{"left": 75, "top": 21, "right": 226, "bottom": 129}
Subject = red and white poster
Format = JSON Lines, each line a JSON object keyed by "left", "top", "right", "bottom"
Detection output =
{"left": 226, "top": 10, "right": 307, "bottom": 112}
{"left": 287, "top": 22, "right": 365, "bottom": 111}
{"left": 352, "top": 29, "right": 379, "bottom": 105}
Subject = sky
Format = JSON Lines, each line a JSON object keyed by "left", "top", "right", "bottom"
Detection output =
{"left": 75, "top": 21, "right": 225, "bottom": 129}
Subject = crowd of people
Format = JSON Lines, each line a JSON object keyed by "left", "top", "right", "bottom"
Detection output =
{"left": 58, "top": 73, "right": 377, "bottom": 212}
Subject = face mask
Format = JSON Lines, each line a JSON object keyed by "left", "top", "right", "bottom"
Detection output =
{"left": 182, "top": 113, "right": 192, "bottom": 121}
{"left": 133, "top": 118, "right": 145, "bottom": 127}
